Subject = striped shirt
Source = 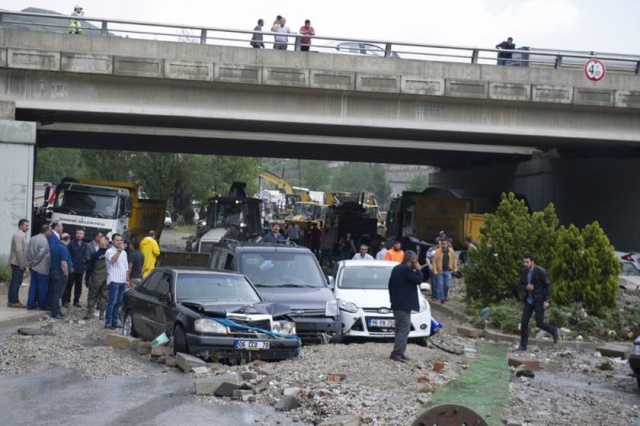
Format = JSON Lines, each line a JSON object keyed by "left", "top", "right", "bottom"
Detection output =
{"left": 105, "top": 246, "right": 128, "bottom": 283}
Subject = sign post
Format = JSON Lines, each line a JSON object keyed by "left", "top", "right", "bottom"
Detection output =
{"left": 584, "top": 58, "right": 606, "bottom": 82}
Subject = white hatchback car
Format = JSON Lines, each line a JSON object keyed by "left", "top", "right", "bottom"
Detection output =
{"left": 332, "top": 259, "right": 431, "bottom": 342}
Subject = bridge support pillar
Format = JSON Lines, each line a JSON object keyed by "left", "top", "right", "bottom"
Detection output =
{"left": 430, "top": 158, "right": 640, "bottom": 251}
{"left": 0, "top": 114, "right": 36, "bottom": 261}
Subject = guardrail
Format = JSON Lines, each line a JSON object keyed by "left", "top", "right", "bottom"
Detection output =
{"left": 1, "top": 10, "right": 639, "bottom": 74}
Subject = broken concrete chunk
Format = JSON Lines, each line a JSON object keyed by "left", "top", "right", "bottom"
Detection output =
{"left": 105, "top": 334, "right": 140, "bottom": 350}
{"left": 596, "top": 343, "right": 630, "bottom": 360}
{"left": 317, "top": 415, "right": 361, "bottom": 426}
{"left": 274, "top": 395, "right": 298, "bottom": 411}
{"left": 175, "top": 352, "right": 206, "bottom": 372}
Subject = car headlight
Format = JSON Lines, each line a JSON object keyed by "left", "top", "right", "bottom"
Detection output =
{"left": 325, "top": 300, "right": 339, "bottom": 317}
{"left": 412, "top": 298, "right": 429, "bottom": 314}
{"left": 337, "top": 298, "right": 358, "bottom": 314}
{"left": 633, "top": 345, "right": 640, "bottom": 356}
{"left": 272, "top": 320, "right": 296, "bottom": 336}
{"left": 194, "top": 318, "right": 228, "bottom": 334}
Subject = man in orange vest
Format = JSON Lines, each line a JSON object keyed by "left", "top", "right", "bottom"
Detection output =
{"left": 385, "top": 240, "right": 404, "bottom": 262}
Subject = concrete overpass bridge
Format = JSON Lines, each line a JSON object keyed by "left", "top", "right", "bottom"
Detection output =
{"left": 1, "top": 11, "right": 640, "bottom": 256}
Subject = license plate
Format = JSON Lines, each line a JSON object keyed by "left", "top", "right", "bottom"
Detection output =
{"left": 368, "top": 319, "right": 395, "bottom": 328}
{"left": 234, "top": 340, "right": 270, "bottom": 350}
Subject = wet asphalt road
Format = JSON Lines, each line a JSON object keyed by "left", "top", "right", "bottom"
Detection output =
{"left": 0, "top": 365, "right": 295, "bottom": 426}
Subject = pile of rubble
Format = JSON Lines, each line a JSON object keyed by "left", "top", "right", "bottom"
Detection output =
{"left": 103, "top": 332, "right": 471, "bottom": 426}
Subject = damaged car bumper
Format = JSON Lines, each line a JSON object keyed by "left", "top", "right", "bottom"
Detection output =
{"left": 187, "top": 333, "right": 300, "bottom": 361}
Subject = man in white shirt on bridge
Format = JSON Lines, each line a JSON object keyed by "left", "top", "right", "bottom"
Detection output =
{"left": 271, "top": 16, "right": 295, "bottom": 50}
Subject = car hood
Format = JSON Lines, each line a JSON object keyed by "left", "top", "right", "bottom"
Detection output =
{"left": 179, "top": 300, "right": 292, "bottom": 317}
{"left": 335, "top": 288, "right": 390, "bottom": 309}
{"left": 254, "top": 286, "right": 335, "bottom": 310}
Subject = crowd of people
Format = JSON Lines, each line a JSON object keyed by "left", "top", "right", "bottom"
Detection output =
{"left": 7, "top": 219, "right": 161, "bottom": 329}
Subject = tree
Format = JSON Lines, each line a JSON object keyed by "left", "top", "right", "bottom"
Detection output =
{"left": 407, "top": 174, "right": 429, "bottom": 192}
{"left": 35, "top": 148, "right": 88, "bottom": 182}
{"left": 465, "top": 193, "right": 535, "bottom": 305}
{"left": 331, "top": 162, "right": 373, "bottom": 193}
{"left": 299, "top": 160, "right": 331, "bottom": 191}
{"left": 371, "top": 164, "right": 392, "bottom": 205}
{"left": 550, "top": 222, "right": 618, "bottom": 315}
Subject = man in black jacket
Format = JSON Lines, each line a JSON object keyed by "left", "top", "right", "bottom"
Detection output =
{"left": 388, "top": 250, "right": 423, "bottom": 362}
{"left": 518, "top": 253, "right": 559, "bottom": 350}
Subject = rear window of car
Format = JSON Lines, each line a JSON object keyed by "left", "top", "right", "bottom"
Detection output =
{"left": 239, "top": 251, "right": 326, "bottom": 288}
{"left": 338, "top": 265, "right": 394, "bottom": 289}
{"left": 175, "top": 272, "right": 261, "bottom": 302}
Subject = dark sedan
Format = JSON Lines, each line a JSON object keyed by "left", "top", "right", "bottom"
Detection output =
{"left": 121, "top": 266, "right": 300, "bottom": 363}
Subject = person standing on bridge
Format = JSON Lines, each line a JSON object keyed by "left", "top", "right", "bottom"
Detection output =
{"left": 299, "top": 19, "right": 315, "bottom": 52}
{"left": 69, "top": 5, "right": 84, "bottom": 35}
{"left": 140, "top": 230, "right": 160, "bottom": 278}
{"left": 495, "top": 37, "right": 515, "bottom": 66}
{"left": 250, "top": 19, "right": 265, "bottom": 48}
{"left": 271, "top": 16, "right": 295, "bottom": 50}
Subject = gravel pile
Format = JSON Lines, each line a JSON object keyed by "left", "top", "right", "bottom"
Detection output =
{"left": 504, "top": 345, "right": 640, "bottom": 426}
{"left": 0, "top": 307, "right": 149, "bottom": 380}
{"left": 196, "top": 330, "right": 472, "bottom": 425}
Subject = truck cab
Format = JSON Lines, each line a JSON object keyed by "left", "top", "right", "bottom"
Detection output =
{"left": 50, "top": 178, "right": 165, "bottom": 243}
{"left": 52, "top": 181, "right": 132, "bottom": 241}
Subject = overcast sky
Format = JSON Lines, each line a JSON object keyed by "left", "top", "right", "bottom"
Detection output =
{"left": 4, "top": 0, "right": 640, "bottom": 55}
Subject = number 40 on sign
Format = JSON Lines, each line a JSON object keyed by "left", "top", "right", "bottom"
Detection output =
{"left": 584, "top": 58, "right": 606, "bottom": 82}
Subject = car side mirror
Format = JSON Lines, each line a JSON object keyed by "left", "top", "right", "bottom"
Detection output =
{"left": 327, "top": 276, "right": 335, "bottom": 289}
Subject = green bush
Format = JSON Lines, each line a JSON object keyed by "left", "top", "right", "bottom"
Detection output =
{"left": 0, "top": 264, "right": 10, "bottom": 283}
{"left": 465, "top": 193, "right": 619, "bottom": 319}
{"left": 550, "top": 222, "right": 618, "bottom": 316}
{"left": 465, "top": 194, "right": 560, "bottom": 306}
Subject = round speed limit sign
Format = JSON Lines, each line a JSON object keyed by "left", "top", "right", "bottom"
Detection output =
{"left": 584, "top": 58, "right": 606, "bottom": 82}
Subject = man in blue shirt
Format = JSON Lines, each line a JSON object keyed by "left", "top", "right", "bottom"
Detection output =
{"left": 49, "top": 235, "right": 71, "bottom": 319}
{"left": 263, "top": 223, "right": 286, "bottom": 243}
{"left": 388, "top": 250, "right": 423, "bottom": 363}
{"left": 496, "top": 37, "right": 515, "bottom": 66}
{"left": 518, "top": 253, "right": 559, "bottom": 350}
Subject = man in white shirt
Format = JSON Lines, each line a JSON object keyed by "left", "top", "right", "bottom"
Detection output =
{"left": 353, "top": 245, "right": 374, "bottom": 260}
{"left": 287, "top": 222, "right": 300, "bottom": 245}
{"left": 104, "top": 233, "right": 128, "bottom": 329}
{"left": 375, "top": 241, "right": 388, "bottom": 260}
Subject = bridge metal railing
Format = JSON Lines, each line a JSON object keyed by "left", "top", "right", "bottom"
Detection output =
{"left": 1, "top": 10, "right": 639, "bottom": 74}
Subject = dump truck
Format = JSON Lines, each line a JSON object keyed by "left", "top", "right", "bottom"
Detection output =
{"left": 50, "top": 178, "right": 166, "bottom": 243}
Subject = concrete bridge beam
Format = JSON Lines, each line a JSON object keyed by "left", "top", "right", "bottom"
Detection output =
{"left": 0, "top": 110, "right": 36, "bottom": 260}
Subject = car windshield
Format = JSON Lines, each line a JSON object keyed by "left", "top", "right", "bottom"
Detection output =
{"left": 175, "top": 272, "right": 261, "bottom": 302}
{"left": 239, "top": 252, "right": 326, "bottom": 288}
{"left": 621, "top": 262, "right": 640, "bottom": 276}
{"left": 338, "top": 265, "right": 394, "bottom": 289}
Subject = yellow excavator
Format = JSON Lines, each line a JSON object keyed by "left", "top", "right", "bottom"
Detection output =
{"left": 258, "top": 170, "right": 326, "bottom": 244}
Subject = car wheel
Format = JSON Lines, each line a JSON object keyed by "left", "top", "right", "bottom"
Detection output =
{"left": 173, "top": 324, "right": 189, "bottom": 355}
{"left": 122, "top": 311, "right": 138, "bottom": 338}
